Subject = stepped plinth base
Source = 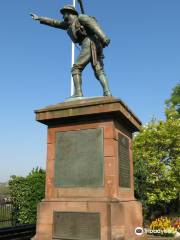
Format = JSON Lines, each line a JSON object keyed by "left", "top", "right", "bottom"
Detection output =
{"left": 34, "top": 97, "right": 143, "bottom": 240}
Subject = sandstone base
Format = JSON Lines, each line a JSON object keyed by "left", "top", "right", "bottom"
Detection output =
{"left": 34, "top": 97, "right": 143, "bottom": 240}
{"left": 33, "top": 198, "right": 142, "bottom": 240}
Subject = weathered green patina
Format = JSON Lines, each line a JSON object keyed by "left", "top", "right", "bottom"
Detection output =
{"left": 118, "top": 133, "right": 131, "bottom": 188}
{"left": 30, "top": 5, "right": 112, "bottom": 98}
{"left": 54, "top": 128, "right": 104, "bottom": 187}
{"left": 53, "top": 212, "right": 100, "bottom": 240}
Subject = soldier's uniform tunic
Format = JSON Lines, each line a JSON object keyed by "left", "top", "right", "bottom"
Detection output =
{"left": 38, "top": 6, "right": 111, "bottom": 97}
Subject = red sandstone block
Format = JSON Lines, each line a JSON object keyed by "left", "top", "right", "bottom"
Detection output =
{"left": 47, "top": 143, "right": 55, "bottom": 161}
{"left": 34, "top": 232, "right": 52, "bottom": 240}
{"left": 104, "top": 157, "right": 116, "bottom": 176}
{"left": 37, "top": 214, "right": 53, "bottom": 224}
{"left": 101, "top": 226, "right": 111, "bottom": 240}
{"left": 104, "top": 139, "right": 116, "bottom": 157}
{"left": 105, "top": 175, "right": 117, "bottom": 197}
{"left": 47, "top": 128, "right": 55, "bottom": 144}
{"left": 104, "top": 124, "right": 116, "bottom": 139}
{"left": 46, "top": 158, "right": 54, "bottom": 178}
{"left": 56, "top": 187, "right": 104, "bottom": 198}
{"left": 118, "top": 189, "right": 134, "bottom": 201}
{"left": 37, "top": 223, "right": 52, "bottom": 234}
{"left": 45, "top": 176, "right": 54, "bottom": 198}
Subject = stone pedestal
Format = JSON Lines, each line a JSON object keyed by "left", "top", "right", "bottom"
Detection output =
{"left": 34, "top": 97, "right": 143, "bottom": 240}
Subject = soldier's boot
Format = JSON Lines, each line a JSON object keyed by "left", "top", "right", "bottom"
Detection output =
{"left": 71, "top": 74, "right": 83, "bottom": 98}
{"left": 97, "top": 74, "right": 112, "bottom": 96}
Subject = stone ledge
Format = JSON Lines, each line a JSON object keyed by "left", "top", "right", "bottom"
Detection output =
{"left": 35, "top": 96, "right": 141, "bottom": 132}
{"left": 41, "top": 197, "right": 138, "bottom": 202}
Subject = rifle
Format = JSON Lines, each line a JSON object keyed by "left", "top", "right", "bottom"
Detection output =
{"left": 77, "top": 0, "right": 85, "bottom": 14}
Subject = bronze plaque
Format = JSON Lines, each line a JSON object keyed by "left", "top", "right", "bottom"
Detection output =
{"left": 118, "top": 133, "right": 131, "bottom": 188}
{"left": 53, "top": 212, "right": 100, "bottom": 240}
{"left": 54, "top": 128, "right": 104, "bottom": 187}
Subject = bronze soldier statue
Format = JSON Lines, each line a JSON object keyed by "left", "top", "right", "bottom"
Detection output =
{"left": 31, "top": 5, "right": 112, "bottom": 98}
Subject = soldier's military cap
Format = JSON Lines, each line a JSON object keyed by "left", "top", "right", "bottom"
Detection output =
{"left": 60, "top": 5, "right": 79, "bottom": 15}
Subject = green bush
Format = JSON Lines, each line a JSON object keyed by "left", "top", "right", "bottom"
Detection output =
{"left": 133, "top": 84, "right": 180, "bottom": 220}
{"left": 9, "top": 168, "right": 45, "bottom": 224}
{"left": 0, "top": 182, "right": 10, "bottom": 198}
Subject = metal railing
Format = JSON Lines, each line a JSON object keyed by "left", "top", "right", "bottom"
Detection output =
{"left": 0, "top": 201, "right": 14, "bottom": 227}
{"left": 0, "top": 201, "right": 36, "bottom": 239}
{"left": 0, "top": 224, "right": 36, "bottom": 240}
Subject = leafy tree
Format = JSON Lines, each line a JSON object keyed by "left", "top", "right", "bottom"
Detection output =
{"left": 133, "top": 84, "right": 180, "bottom": 219}
{"left": 165, "top": 83, "right": 180, "bottom": 118}
{"left": 9, "top": 168, "right": 45, "bottom": 224}
{"left": 133, "top": 117, "right": 180, "bottom": 219}
{"left": 0, "top": 182, "right": 10, "bottom": 199}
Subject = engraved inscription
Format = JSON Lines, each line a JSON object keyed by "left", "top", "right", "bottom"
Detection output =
{"left": 54, "top": 128, "right": 104, "bottom": 187}
{"left": 53, "top": 212, "right": 100, "bottom": 240}
{"left": 118, "top": 133, "right": 131, "bottom": 188}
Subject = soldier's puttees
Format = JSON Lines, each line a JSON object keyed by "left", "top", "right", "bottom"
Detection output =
{"left": 30, "top": 5, "right": 112, "bottom": 98}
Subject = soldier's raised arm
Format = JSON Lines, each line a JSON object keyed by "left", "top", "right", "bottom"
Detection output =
{"left": 30, "top": 13, "right": 68, "bottom": 30}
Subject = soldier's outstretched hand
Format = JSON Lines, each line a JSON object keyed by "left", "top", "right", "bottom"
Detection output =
{"left": 30, "top": 13, "right": 40, "bottom": 21}
{"left": 103, "top": 38, "right": 110, "bottom": 47}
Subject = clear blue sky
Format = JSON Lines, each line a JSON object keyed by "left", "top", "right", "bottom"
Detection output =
{"left": 0, "top": 0, "right": 179, "bottom": 182}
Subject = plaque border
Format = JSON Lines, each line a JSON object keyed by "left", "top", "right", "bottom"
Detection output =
{"left": 53, "top": 211, "right": 101, "bottom": 240}
{"left": 54, "top": 128, "right": 104, "bottom": 188}
{"left": 118, "top": 133, "right": 131, "bottom": 188}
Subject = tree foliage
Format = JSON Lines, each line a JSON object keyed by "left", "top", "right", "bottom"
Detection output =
{"left": 165, "top": 83, "right": 180, "bottom": 118}
{"left": 0, "top": 182, "right": 10, "bottom": 199}
{"left": 9, "top": 168, "right": 45, "bottom": 224}
{"left": 133, "top": 84, "right": 180, "bottom": 219}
